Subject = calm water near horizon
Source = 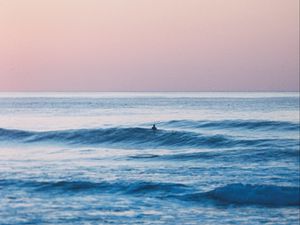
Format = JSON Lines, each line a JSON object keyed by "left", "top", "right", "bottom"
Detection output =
{"left": 0, "top": 92, "right": 299, "bottom": 224}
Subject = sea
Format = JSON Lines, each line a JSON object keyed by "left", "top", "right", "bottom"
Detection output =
{"left": 0, "top": 92, "right": 299, "bottom": 225}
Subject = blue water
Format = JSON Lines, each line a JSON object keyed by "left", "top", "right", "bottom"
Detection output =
{"left": 0, "top": 92, "right": 299, "bottom": 224}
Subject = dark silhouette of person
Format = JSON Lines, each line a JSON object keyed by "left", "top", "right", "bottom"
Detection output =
{"left": 151, "top": 124, "right": 157, "bottom": 131}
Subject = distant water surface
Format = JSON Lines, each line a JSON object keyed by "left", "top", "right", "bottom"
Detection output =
{"left": 0, "top": 92, "right": 299, "bottom": 224}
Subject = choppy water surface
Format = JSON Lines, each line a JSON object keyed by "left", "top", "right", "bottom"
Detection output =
{"left": 0, "top": 92, "right": 299, "bottom": 224}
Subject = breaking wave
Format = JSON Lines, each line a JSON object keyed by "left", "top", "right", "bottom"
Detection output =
{"left": 1, "top": 179, "right": 298, "bottom": 207}
{"left": 0, "top": 127, "right": 296, "bottom": 149}
{"left": 175, "top": 183, "right": 300, "bottom": 207}
{"left": 206, "top": 183, "right": 300, "bottom": 206}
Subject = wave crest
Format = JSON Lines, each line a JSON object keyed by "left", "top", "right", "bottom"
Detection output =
{"left": 206, "top": 183, "right": 300, "bottom": 206}
{"left": 0, "top": 127, "right": 295, "bottom": 149}
{"left": 1, "top": 179, "right": 298, "bottom": 206}
{"left": 0, "top": 179, "right": 189, "bottom": 196}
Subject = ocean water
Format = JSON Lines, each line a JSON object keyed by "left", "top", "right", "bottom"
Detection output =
{"left": 0, "top": 92, "right": 299, "bottom": 225}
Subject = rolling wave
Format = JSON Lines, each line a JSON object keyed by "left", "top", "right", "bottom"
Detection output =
{"left": 174, "top": 183, "right": 300, "bottom": 207}
{"left": 157, "top": 119, "right": 300, "bottom": 131}
{"left": 1, "top": 179, "right": 298, "bottom": 206}
{"left": 0, "top": 127, "right": 296, "bottom": 149}
{"left": 206, "top": 183, "right": 300, "bottom": 206}
{"left": 0, "top": 179, "right": 189, "bottom": 196}
{"left": 128, "top": 146, "right": 300, "bottom": 161}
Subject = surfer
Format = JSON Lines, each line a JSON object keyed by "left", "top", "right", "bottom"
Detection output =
{"left": 151, "top": 124, "right": 157, "bottom": 131}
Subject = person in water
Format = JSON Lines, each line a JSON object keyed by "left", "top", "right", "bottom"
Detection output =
{"left": 151, "top": 124, "right": 157, "bottom": 131}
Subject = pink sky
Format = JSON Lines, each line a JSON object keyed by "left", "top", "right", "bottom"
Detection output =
{"left": 0, "top": 0, "right": 299, "bottom": 91}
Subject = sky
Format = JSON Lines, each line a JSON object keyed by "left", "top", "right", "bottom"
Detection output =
{"left": 0, "top": 0, "right": 299, "bottom": 91}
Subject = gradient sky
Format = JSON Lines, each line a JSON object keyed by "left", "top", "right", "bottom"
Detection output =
{"left": 0, "top": 0, "right": 299, "bottom": 91}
